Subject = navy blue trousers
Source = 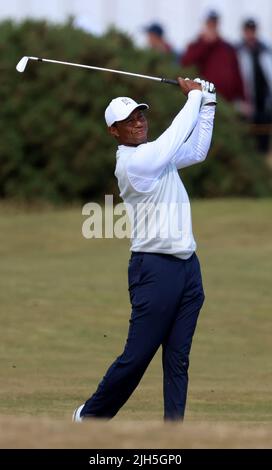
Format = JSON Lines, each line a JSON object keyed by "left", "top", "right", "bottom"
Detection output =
{"left": 81, "top": 252, "right": 204, "bottom": 420}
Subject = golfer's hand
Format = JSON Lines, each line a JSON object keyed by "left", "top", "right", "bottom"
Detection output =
{"left": 177, "top": 77, "right": 202, "bottom": 96}
{"left": 194, "top": 78, "right": 217, "bottom": 106}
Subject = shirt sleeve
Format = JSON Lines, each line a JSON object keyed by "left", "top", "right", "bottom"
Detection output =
{"left": 126, "top": 90, "right": 202, "bottom": 189}
{"left": 172, "top": 104, "right": 216, "bottom": 169}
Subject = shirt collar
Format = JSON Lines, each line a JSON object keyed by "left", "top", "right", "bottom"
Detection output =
{"left": 116, "top": 145, "right": 136, "bottom": 159}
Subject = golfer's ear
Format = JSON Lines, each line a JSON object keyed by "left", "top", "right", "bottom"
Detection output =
{"left": 108, "top": 125, "right": 119, "bottom": 138}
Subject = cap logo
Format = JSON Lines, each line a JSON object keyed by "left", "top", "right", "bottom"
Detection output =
{"left": 121, "top": 98, "right": 131, "bottom": 106}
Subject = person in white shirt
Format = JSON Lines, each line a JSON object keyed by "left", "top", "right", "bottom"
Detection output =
{"left": 236, "top": 18, "right": 272, "bottom": 154}
{"left": 73, "top": 77, "right": 216, "bottom": 422}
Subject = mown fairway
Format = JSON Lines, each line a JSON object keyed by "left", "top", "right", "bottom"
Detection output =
{"left": 0, "top": 199, "right": 271, "bottom": 448}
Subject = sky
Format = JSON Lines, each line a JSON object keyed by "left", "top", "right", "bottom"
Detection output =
{"left": 0, "top": 0, "right": 272, "bottom": 51}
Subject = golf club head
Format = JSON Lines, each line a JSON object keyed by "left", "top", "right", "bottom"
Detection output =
{"left": 16, "top": 56, "right": 29, "bottom": 73}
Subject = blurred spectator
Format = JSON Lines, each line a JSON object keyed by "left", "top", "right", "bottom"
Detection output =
{"left": 181, "top": 10, "right": 245, "bottom": 102}
{"left": 236, "top": 19, "right": 272, "bottom": 154}
{"left": 144, "top": 22, "right": 173, "bottom": 54}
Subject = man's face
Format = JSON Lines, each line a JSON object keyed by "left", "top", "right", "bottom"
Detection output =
{"left": 148, "top": 32, "right": 161, "bottom": 48}
{"left": 109, "top": 108, "right": 148, "bottom": 146}
{"left": 205, "top": 17, "right": 219, "bottom": 33}
{"left": 243, "top": 26, "right": 257, "bottom": 45}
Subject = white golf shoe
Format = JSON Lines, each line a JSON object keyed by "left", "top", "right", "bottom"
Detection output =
{"left": 72, "top": 404, "right": 85, "bottom": 422}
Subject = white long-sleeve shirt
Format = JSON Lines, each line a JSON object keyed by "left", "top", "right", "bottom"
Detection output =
{"left": 114, "top": 90, "right": 215, "bottom": 259}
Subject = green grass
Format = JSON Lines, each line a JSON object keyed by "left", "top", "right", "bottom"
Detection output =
{"left": 0, "top": 199, "right": 272, "bottom": 424}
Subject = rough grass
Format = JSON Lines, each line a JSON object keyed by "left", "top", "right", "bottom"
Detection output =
{"left": 1, "top": 417, "right": 272, "bottom": 449}
{"left": 0, "top": 199, "right": 272, "bottom": 448}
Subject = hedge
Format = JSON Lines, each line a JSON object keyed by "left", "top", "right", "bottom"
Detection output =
{"left": 0, "top": 19, "right": 271, "bottom": 202}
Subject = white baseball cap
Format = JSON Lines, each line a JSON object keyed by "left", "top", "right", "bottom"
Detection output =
{"left": 105, "top": 97, "right": 149, "bottom": 127}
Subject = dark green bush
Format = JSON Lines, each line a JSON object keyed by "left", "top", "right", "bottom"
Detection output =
{"left": 0, "top": 19, "right": 271, "bottom": 202}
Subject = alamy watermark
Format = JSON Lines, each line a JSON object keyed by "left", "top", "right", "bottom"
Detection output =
{"left": 82, "top": 195, "right": 191, "bottom": 240}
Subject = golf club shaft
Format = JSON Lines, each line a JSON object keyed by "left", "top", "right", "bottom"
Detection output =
{"left": 23, "top": 56, "right": 179, "bottom": 86}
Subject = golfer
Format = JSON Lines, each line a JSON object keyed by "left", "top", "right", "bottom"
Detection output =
{"left": 74, "top": 77, "right": 216, "bottom": 421}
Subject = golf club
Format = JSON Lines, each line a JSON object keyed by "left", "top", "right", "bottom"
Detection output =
{"left": 16, "top": 56, "right": 179, "bottom": 86}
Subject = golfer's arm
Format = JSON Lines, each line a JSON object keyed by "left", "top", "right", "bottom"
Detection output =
{"left": 172, "top": 105, "right": 216, "bottom": 169}
{"left": 127, "top": 90, "right": 202, "bottom": 182}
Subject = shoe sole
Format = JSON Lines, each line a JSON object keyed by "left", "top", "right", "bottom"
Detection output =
{"left": 72, "top": 404, "right": 84, "bottom": 422}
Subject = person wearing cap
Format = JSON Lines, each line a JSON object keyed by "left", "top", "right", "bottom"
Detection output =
{"left": 73, "top": 77, "right": 216, "bottom": 422}
{"left": 181, "top": 10, "right": 245, "bottom": 103}
{"left": 236, "top": 19, "right": 272, "bottom": 154}
{"left": 144, "top": 22, "right": 173, "bottom": 54}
